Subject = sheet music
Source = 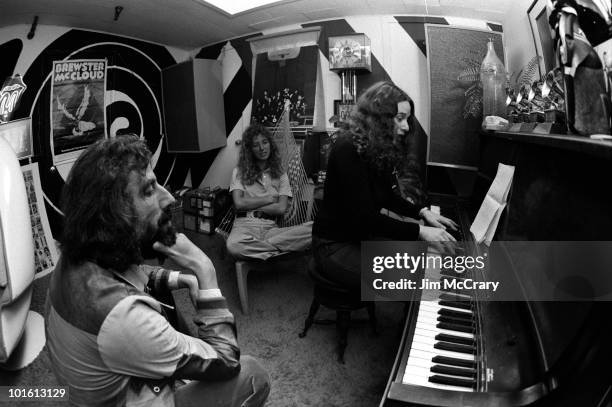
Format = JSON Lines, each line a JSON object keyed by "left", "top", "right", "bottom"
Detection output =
{"left": 470, "top": 163, "right": 515, "bottom": 245}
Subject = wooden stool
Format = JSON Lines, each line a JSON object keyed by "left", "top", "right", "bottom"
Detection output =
{"left": 299, "top": 259, "right": 376, "bottom": 363}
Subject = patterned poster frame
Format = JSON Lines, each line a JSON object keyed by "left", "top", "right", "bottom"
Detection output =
{"left": 21, "top": 162, "right": 59, "bottom": 278}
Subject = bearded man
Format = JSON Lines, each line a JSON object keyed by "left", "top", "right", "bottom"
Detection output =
{"left": 45, "top": 135, "right": 270, "bottom": 407}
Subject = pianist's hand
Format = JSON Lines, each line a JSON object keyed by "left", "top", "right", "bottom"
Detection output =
{"left": 420, "top": 209, "right": 459, "bottom": 231}
{"left": 418, "top": 225, "right": 457, "bottom": 254}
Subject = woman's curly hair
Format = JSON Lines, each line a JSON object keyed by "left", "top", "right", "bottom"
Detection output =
{"left": 237, "top": 124, "right": 282, "bottom": 185}
{"left": 60, "top": 134, "right": 151, "bottom": 271}
{"left": 345, "top": 81, "right": 417, "bottom": 174}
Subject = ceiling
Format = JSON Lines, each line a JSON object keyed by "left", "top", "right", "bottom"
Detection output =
{"left": 0, "top": 0, "right": 514, "bottom": 50}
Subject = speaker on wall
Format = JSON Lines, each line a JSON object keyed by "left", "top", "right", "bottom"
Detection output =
{"left": 162, "top": 59, "right": 226, "bottom": 153}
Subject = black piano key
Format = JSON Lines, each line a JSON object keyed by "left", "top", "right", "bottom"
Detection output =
{"left": 440, "top": 274, "right": 469, "bottom": 282}
{"left": 441, "top": 274, "right": 467, "bottom": 282}
{"left": 429, "top": 374, "right": 476, "bottom": 389}
{"left": 437, "top": 315, "right": 474, "bottom": 327}
{"left": 432, "top": 355, "right": 477, "bottom": 369}
{"left": 436, "top": 321, "right": 474, "bottom": 333}
{"left": 439, "top": 300, "right": 472, "bottom": 311}
{"left": 440, "top": 286, "right": 473, "bottom": 297}
{"left": 434, "top": 341, "right": 476, "bottom": 355}
{"left": 439, "top": 292, "right": 472, "bottom": 303}
{"left": 440, "top": 287, "right": 472, "bottom": 297}
{"left": 438, "top": 308, "right": 474, "bottom": 320}
{"left": 438, "top": 308, "right": 473, "bottom": 321}
{"left": 441, "top": 269, "right": 464, "bottom": 277}
{"left": 430, "top": 364, "right": 476, "bottom": 378}
{"left": 435, "top": 333, "right": 476, "bottom": 347}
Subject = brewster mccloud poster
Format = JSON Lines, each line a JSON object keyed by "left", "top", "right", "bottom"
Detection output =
{"left": 51, "top": 59, "right": 107, "bottom": 164}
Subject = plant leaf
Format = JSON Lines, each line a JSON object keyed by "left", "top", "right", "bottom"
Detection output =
{"left": 458, "top": 66, "right": 481, "bottom": 82}
{"left": 518, "top": 55, "right": 542, "bottom": 86}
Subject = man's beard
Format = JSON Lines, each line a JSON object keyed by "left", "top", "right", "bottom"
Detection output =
{"left": 139, "top": 208, "right": 178, "bottom": 261}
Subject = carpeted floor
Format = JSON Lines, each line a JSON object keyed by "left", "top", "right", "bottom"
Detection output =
{"left": 0, "top": 231, "right": 407, "bottom": 406}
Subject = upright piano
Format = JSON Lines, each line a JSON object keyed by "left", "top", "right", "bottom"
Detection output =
{"left": 381, "top": 131, "right": 612, "bottom": 407}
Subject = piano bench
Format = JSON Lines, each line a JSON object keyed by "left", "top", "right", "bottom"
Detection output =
{"left": 298, "top": 259, "right": 376, "bottom": 363}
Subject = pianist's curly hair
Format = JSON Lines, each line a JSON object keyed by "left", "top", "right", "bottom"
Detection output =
{"left": 345, "top": 81, "right": 418, "bottom": 175}
{"left": 60, "top": 134, "right": 152, "bottom": 272}
{"left": 237, "top": 123, "right": 282, "bottom": 185}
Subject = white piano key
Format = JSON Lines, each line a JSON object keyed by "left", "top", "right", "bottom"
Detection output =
{"left": 415, "top": 322, "right": 474, "bottom": 339}
{"left": 417, "top": 307, "right": 473, "bottom": 321}
{"left": 411, "top": 333, "right": 439, "bottom": 347}
{"left": 402, "top": 372, "right": 474, "bottom": 392}
{"left": 414, "top": 312, "right": 439, "bottom": 325}
{"left": 425, "top": 288, "right": 473, "bottom": 301}
{"left": 408, "top": 350, "right": 477, "bottom": 374}
{"left": 403, "top": 365, "right": 475, "bottom": 384}
{"left": 420, "top": 301, "right": 474, "bottom": 316}
{"left": 410, "top": 341, "right": 475, "bottom": 361}
{"left": 412, "top": 326, "right": 475, "bottom": 341}
{"left": 415, "top": 321, "right": 475, "bottom": 339}
{"left": 406, "top": 354, "right": 434, "bottom": 369}
{"left": 403, "top": 365, "right": 435, "bottom": 380}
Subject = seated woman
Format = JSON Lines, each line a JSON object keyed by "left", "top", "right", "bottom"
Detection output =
{"left": 227, "top": 124, "right": 312, "bottom": 261}
{"left": 312, "top": 81, "right": 458, "bottom": 290}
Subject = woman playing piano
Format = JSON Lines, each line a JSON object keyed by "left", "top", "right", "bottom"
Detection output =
{"left": 312, "top": 81, "right": 457, "bottom": 289}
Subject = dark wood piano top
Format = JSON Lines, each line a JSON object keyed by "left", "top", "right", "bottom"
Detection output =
{"left": 482, "top": 130, "right": 612, "bottom": 161}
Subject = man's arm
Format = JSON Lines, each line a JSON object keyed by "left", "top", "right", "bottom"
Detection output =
{"left": 98, "top": 294, "right": 240, "bottom": 381}
{"left": 99, "top": 234, "right": 241, "bottom": 381}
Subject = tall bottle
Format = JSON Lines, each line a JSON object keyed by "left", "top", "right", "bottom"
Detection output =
{"left": 480, "top": 39, "right": 507, "bottom": 119}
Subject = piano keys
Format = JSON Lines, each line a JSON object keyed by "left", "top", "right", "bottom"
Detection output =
{"left": 380, "top": 198, "right": 546, "bottom": 406}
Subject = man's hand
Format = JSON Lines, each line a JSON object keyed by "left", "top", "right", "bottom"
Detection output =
{"left": 175, "top": 274, "right": 200, "bottom": 307}
{"left": 421, "top": 209, "right": 459, "bottom": 231}
{"left": 153, "top": 233, "right": 218, "bottom": 290}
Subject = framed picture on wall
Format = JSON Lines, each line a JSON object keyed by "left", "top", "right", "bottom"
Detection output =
{"left": 528, "top": 0, "right": 556, "bottom": 76}
{"left": 333, "top": 100, "right": 355, "bottom": 126}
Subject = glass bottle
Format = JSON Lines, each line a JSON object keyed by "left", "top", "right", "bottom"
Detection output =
{"left": 480, "top": 39, "right": 507, "bottom": 119}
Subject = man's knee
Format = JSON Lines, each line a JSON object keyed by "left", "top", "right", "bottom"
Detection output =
{"left": 237, "top": 356, "right": 270, "bottom": 407}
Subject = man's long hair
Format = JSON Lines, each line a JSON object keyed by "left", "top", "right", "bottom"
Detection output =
{"left": 237, "top": 124, "right": 282, "bottom": 185}
{"left": 60, "top": 135, "right": 151, "bottom": 272}
{"left": 345, "top": 81, "right": 417, "bottom": 174}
